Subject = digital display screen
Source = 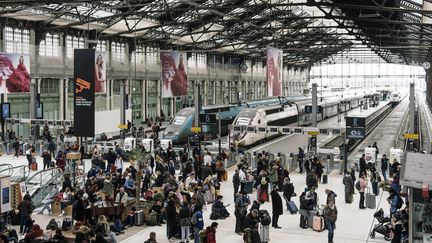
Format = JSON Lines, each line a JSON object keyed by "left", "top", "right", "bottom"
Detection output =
{"left": 282, "top": 128, "right": 290, "bottom": 133}
{"left": 2, "top": 103, "right": 10, "bottom": 119}
{"left": 258, "top": 127, "right": 266, "bottom": 133}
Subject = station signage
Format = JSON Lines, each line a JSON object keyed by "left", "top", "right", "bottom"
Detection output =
{"left": 403, "top": 133, "right": 419, "bottom": 139}
{"left": 191, "top": 127, "right": 202, "bottom": 133}
{"left": 346, "top": 127, "right": 365, "bottom": 139}
{"left": 199, "top": 114, "right": 217, "bottom": 124}
{"left": 346, "top": 117, "right": 366, "bottom": 127}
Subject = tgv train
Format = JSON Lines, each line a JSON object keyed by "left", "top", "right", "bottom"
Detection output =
{"left": 163, "top": 98, "right": 282, "bottom": 144}
{"left": 230, "top": 91, "right": 366, "bottom": 147}
{"left": 389, "top": 91, "right": 401, "bottom": 103}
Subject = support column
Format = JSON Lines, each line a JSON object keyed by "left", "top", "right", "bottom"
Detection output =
{"left": 156, "top": 79, "right": 161, "bottom": 117}
{"left": 110, "top": 80, "right": 114, "bottom": 111}
{"left": 142, "top": 80, "right": 147, "bottom": 120}
{"left": 409, "top": 83, "right": 415, "bottom": 134}
{"left": 194, "top": 83, "right": 201, "bottom": 126}
{"left": 106, "top": 79, "right": 110, "bottom": 111}
{"left": 59, "top": 79, "right": 64, "bottom": 120}
{"left": 171, "top": 97, "right": 175, "bottom": 118}
{"left": 312, "top": 83, "right": 318, "bottom": 127}
{"left": 203, "top": 80, "right": 208, "bottom": 106}
{"left": 120, "top": 80, "right": 126, "bottom": 125}
{"left": 64, "top": 79, "right": 68, "bottom": 120}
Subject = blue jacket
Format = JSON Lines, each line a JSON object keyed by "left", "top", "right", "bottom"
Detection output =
{"left": 194, "top": 211, "right": 204, "bottom": 230}
{"left": 124, "top": 178, "right": 135, "bottom": 189}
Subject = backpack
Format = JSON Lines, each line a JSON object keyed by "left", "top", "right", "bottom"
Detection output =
{"left": 191, "top": 212, "right": 198, "bottom": 225}
{"left": 261, "top": 177, "right": 267, "bottom": 185}
{"left": 396, "top": 197, "right": 404, "bottom": 209}
{"left": 261, "top": 213, "right": 271, "bottom": 226}
{"left": 199, "top": 229, "right": 207, "bottom": 243}
{"left": 355, "top": 180, "right": 361, "bottom": 191}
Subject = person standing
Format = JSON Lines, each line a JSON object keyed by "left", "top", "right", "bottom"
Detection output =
{"left": 297, "top": 147, "right": 305, "bottom": 173}
{"left": 193, "top": 204, "right": 204, "bottom": 243}
{"left": 205, "top": 222, "right": 218, "bottom": 243}
{"left": 232, "top": 169, "right": 240, "bottom": 201}
{"left": 26, "top": 145, "right": 33, "bottom": 168}
{"left": 165, "top": 199, "right": 177, "bottom": 242}
{"left": 42, "top": 150, "right": 51, "bottom": 170}
{"left": 179, "top": 202, "right": 191, "bottom": 243}
{"left": 323, "top": 201, "right": 338, "bottom": 243}
{"left": 270, "top": 186, "right": 282, "bottom": 228}
{"left": 115, "top": 154, "right": 123, "bottom": 174}
{"left": 18, "top": 193, "right": 34, "bottom": 234}
{"left": 342, "top": 171, "right": 354, "bottom": 204}
{"left": 381, "top": 154, "right": 388, "bottom": 181}
{"left": 358, "top": 174, "right": 368, "bottom": 209}
{"left": 282, "top": 177, "right": 294, "bottom": 208}
{"left": 239, "top": 167, "right": 246, "bottom": 192}
{"left": 359, "top": 154, "right": 367, "bottom": 178}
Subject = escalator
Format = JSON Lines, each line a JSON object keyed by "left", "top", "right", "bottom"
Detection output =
{"left": 0, "top": 165, "right": 30, "bottom": 182}
{"left": 27, "top": 168, "right": 86, "bottom": 208}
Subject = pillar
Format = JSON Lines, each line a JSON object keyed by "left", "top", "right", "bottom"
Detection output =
{"left": 59, "top": 79, "right": 64, "bottom": 120}
{"left": 120, "top": 80, "right": 126, "bottom": 125}
{"left": 142, "top": 80, "right": 147, "bottom": 120}
{"left": 156, "top": 79, "right": 161, "bottom": 117}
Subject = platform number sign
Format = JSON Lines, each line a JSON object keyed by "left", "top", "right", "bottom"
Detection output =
{"left": 199, "top": 114, "right": 217, "bottom": 124}
{"left": 347, "top": 128, "right": 365, "bottom": 139}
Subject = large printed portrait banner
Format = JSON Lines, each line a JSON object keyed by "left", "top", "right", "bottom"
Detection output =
{"left": 74, "top": 49, "right": 95, "bottom": 137}
{"left": 95, "top": 51, "right": 107, "bottom": 93}
{"left": 161, "top": 51, "right": 188, "bottom": 97}
{"left": 266, "top": 47, "right": 283, "bottom": 97}
{"left": 0, "top": 53, "right": 31, "bottom": 93}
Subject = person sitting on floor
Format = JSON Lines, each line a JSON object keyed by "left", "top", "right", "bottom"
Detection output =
{"left": 211, "top": 195, "right": 230, "bottom": 219}
{"left": 24, "top": 224, "right": 44, "bottom": 243}
{"left": 123, "top": 173, "right": 136, "bottom": 197}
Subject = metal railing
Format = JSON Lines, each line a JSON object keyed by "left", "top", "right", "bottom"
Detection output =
{"left": 0, "top": 165, "right": 30, "bottom": 182}
{"left": 25, "top": 168, "right": 63, "bottom": 195}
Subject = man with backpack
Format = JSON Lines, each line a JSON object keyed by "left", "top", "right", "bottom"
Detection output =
{"left": 297, "top": 147, "right": 305, "bottom": 173}
{"left": 259, "top": 210, "right": 271, "bottom": 243}
{"left": 192, "top": 204, "right": 204, "bottom": 243}
{"left": 204, "top": 222, "right": 218, "bottom": 243}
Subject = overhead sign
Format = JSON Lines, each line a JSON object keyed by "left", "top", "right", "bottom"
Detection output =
{"left": 346, "top": 127, "right": 365, "bottom": 139}
{"left": 191, "top": 127, "right": 202, "bottom": 133}
{"left": 307, "top": 131, "right": 320, "bottom": 136}
{"left": 346, "top": 117, "right": 366, "bottom": 127}
{"left": 199, "top": 114, "right": 217, "bottom": 124}
{"left": 403, "top": 133, "right": 419, "bottom": 139}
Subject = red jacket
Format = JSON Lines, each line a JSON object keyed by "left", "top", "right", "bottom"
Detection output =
{"left": 206, "top": 227, "right": 216, "bottom": 243}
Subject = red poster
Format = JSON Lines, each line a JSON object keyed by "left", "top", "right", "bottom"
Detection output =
{"left": 161, "top": 51, "right": 188, "bottom": 97}
{"left": 266, "top": 47, "right": 283, "bottom": 97}
{"left": 0, "top": 53, "right": 31, "bottom": 93}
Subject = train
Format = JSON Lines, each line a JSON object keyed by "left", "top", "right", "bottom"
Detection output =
{"left": 230, "top": 91, "right": 366, "bottom": 147}
{"left": 389, "top": 91, "right": 401, "bottom": 103}
{"left": 162, "top": 97, "right": 282, "bottom": 144}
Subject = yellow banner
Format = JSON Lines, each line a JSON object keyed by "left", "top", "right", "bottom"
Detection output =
{"left": 191, "top": 127, "right": 202, "bottom": 133}
{"left": 118, "top": 124, "right": 128, "bottom": 129}
{"left": 403, "top": 133, "right": 419, "bottom": 139}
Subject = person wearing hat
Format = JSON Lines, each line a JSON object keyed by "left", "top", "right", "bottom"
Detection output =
{"left": 381, "top": 154, "right": 389, "bottom": 181}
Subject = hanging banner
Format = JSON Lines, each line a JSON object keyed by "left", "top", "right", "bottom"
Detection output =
{"left": 266, "top": 47, "right": 283, "bottom": 97}
{"left": 0, "top": 53, "right": 31, "bottom": 93}
{"left": 74, "top": 49, "right": 95, "bottom": 137}
{"left": 161, "top": 51, "right": 188, "bottom": 97}
{"left": 94, "top": 51, "right": 107, "bottom": 93}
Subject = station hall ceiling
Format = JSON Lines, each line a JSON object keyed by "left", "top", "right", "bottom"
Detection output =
{"left": 1, "top": 0, "right": 432, "bottom": 67}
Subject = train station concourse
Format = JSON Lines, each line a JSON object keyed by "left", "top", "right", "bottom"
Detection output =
{"left": 0, "top": 1, "right": 432, "bottom": 243}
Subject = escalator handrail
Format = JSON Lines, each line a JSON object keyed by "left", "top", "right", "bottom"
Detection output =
{"left": 25, "top": 167, "right": 63, "bottom": 185}
{"left": 0, "top": 165, "right": 30, "bottom": 180}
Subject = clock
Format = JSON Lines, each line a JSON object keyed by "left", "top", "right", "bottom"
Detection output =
{"left": 423, "top": 61, "right": 431, "bottom": 70}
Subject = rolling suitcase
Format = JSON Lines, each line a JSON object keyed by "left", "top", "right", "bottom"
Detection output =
{"left": 322, "top": 174, "right": 328, "bottom": 184}
{"left": 366, "top": 187, "right": 376, "bottom": 209}
{"left": 287, "top": 201, "right": 298, "bottom": 214}
{"left": 313, "top": 216, "right": 325, "bottom": 232}
{"left": 134, "top": 210, "right": 145, "bottom": 226}
{"left": 307, "top": 211, "right": 317, "bottom": 228}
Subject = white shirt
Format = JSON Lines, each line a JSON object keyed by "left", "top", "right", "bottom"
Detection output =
{"left": 204, "top": 155, "right": 212, "bottom": 164}
{"left": 115, "top": 158, "right": 123, "bottom": 169}
{"left": 239, "top": 169, "right": 246, "bottom": 182}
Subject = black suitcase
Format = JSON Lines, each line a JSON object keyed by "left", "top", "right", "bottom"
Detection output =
{"left": 287, "top": 201, "right": 298, "bottom": 214}
{"left": 245, "top": 181, "right": 254, "bottom": 194}
{"left": 322, "top": 174, "right": 328, "bottom": 184}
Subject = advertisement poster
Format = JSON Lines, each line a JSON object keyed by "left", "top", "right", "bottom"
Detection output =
{"left": 365, "top": 147, "right": 377, "bottom": 164}
{"left": 73, "top": 49, "right": 95, "bottom": 137}
{"left": 0, "top": 53, "right": 31, "bottom": 93}
{"left": 95, "top": 51, "right": 106, "bottom": 93}
{"left": 266, "top": 47, "right": 283, "bottom": 97}
{"left": 161, "top": 51, "right": 188, "bottom": 97}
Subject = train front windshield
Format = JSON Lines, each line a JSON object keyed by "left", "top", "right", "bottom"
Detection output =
{"left": 171, "top": 116, "right": 187, "bottom": 126}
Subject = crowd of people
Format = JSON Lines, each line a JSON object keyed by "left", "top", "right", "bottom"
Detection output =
{"left": 0, "top": 126, "right": 411, "bottom": 243}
